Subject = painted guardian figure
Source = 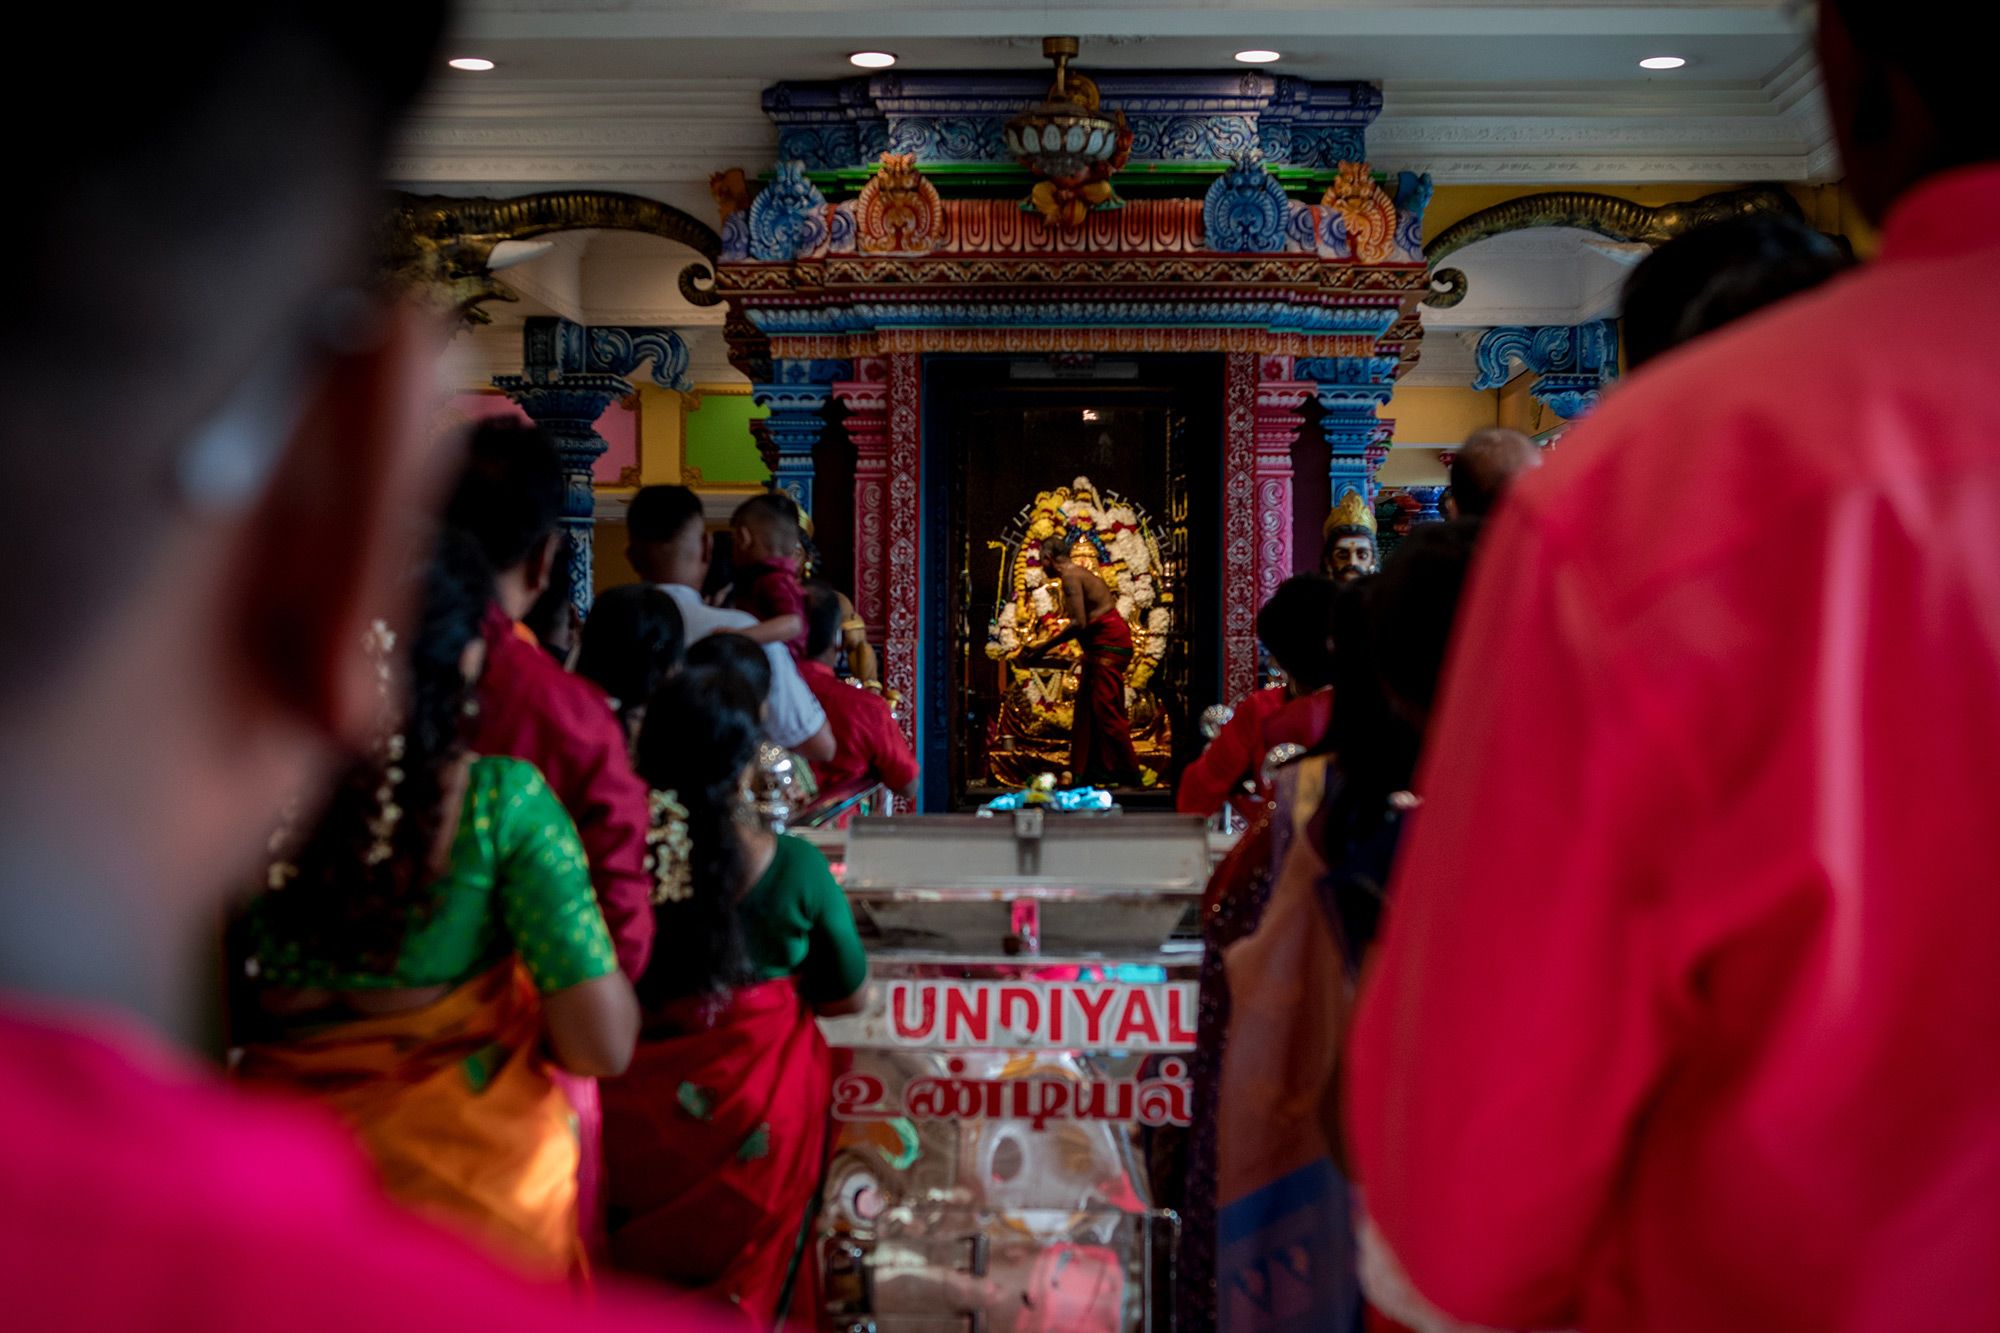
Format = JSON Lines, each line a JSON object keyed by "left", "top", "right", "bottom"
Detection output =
{"left": 1321, "top": 491, "right": 1380, "bottom": 583}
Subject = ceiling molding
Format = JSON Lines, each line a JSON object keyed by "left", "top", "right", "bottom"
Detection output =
{"left": 396, "top": 28, "right": 1843, "bottom": 187}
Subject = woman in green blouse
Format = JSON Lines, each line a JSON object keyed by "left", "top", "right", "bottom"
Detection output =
{"left": 235, "top": 534, "right": 639, "bottom": 1279}
{"left": 601, "top": 665, "right": 867, "bottom": 1326}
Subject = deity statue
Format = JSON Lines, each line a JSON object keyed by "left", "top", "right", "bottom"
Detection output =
{"left": 1321, "top": 491, "right": 1380, "bottom": 583}
{"left": 984, "top": 478, "right": 1172, "bottom": 789}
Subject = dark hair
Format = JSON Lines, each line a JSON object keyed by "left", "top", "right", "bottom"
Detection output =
{"left": 1371, "top": 519, "right": 1484, "bottom": 723}
{"left": 633, "top": 666, "right": 762, "bottom": 1000}
{"left": 684, "top": 632, "right": 773, "bottom": 706}
{"left": 521, "top": 577, "right": 577, "bottom": 664}
{"left": 1313, "top": 576, "right": 1420, "bottom": 965}
{"left": 0, "top": 7, "right": 446, "bottom": 702}
{"left": 1317, "top": 579, "right": 1418, "bottom": 790}
{"left": 627, "top": 484, "right": 705, "bottom": 547}
{"left": 732, "top": 492, "right": 803, "bottom": 555}
{"left": 258, "top": 529, "right": 493, "bottom": 972}
{"left": 803, "top": 582, "right": 846, "bottom": 661}
{"left": 444, "top": 420, "right": 565, "bottom": 574}
{"left": 575, "top": 584, "right": 685, "bottom": 723}
{"left": 1256, "top": 575, "right": 1339, "bottom": 693}
{"left": 1622, "top": 213, "right": 1852, "bottom": 371}
{"left": 1825, "top": 0, "right": 1984, "bottom": 171}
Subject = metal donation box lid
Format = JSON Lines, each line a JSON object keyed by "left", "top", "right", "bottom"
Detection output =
{"left": 841, "top": 812, "right": 1208, "bottom": 956}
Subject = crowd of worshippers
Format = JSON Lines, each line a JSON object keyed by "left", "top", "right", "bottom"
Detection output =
{"left": 224, "top": 427, "right": 908, "bottom": 1315}
{"left": 4, "top": 4, "right": 1995, "bottom": 1332}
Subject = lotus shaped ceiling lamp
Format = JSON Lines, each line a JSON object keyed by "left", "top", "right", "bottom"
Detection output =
{"left": 1005, "top": 36, "right": 1132, "bottom": 226}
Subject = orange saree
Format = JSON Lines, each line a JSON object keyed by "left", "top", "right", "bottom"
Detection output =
{"left": 238, "top": 961, "right": 582, "bottom": 1280}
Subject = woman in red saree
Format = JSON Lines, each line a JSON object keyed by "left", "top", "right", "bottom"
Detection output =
{"left": 602, "top": 663, "right": 868, "bottom": 1327}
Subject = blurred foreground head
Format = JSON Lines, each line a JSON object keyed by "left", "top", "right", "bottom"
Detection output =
{"left": 0, "top": 7, "right": 450, "bottom": 1033}
{"left": 1622, "top": 213, "right": 1852, "bottom": 372}
{"left": 1819, "top": 0, "right": 1994, "bottom": 223}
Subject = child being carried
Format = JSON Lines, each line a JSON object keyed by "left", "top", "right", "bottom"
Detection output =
{"left": 729, "top": 492, "right": 808, "bottom": 659}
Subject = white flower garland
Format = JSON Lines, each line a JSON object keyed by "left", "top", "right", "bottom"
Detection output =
{"left": 985, "top": 476, "right": 1170, "bottom": 673}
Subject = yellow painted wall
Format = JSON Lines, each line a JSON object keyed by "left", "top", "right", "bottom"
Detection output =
{"left": 636, "top": 385, "right": 688, "bottom": 485}
{"left": 1376, "top": 449, "right": 1450, "bottom": 486}
{"left": 593, "top": 521, "right": 639, "bottom": 593}
{"left": 1386, "top": 386, "right": 1499, "bottom": 444}
{"left": 1497, "top": 373, "right": 1569, "bottom": 438}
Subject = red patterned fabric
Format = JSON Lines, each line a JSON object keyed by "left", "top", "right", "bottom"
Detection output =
{"left": 1176, "top": 686, "right": 1333, "bottom": 818}
{"left": 601, "top": 978, "right": 833, "bottom": 1327}
{"left": 800, "top": 660, "right": 917, "bottom": 796}
{"left": 737, "top": 558, "right": 808, "bottom": 661}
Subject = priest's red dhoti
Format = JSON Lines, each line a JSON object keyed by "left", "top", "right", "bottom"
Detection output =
{"left": 1071, "top": 612, "right": 1140, "bottom": 786}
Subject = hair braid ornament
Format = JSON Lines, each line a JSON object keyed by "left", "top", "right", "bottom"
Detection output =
{"left": 645, "top": 788, "right": 695, "bottom": 904}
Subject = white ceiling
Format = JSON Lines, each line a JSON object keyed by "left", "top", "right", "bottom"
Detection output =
{"left": 422, "top": 1, "right": 1836, "bottom": 387}
{"left": 400, "top": 0, "right": 1834, "bottom": 192}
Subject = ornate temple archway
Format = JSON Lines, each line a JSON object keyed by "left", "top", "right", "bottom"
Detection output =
{"left": 712, "top": 71, "right": 1434, "bottom": 780}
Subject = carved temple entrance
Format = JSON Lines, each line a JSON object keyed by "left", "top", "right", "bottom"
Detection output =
{"left": 921, "top": 355, "right": 1223, "bottom": 809}
{"left": 715, "top": 71, "right": 1433, "bottom": 805}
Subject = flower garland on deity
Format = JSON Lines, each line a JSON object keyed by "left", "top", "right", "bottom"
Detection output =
{"left": 986, "top": 477, "right": 1171, "bottom": 700}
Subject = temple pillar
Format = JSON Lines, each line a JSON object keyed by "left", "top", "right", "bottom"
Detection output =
{"left": 831, "top": 358, "right": 890, "bottom": 646}
{"left": 495, "top": 318, "right": 692, "bottom": 616}
{"left": 753, "top": 358, "right": 850, "bottom": 517}
{"left": 1253, "top": 357, "right": 1312, "bottom": 608}
{"left": 883, "top": 352, "right": 922, "bottom": 753}
{"left": 1298, "top": 355, "right": 1397, "bottom": 511}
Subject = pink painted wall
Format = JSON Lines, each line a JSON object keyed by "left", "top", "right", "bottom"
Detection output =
{"left": 444, "top": 392, "right": 639, "bottom": 484}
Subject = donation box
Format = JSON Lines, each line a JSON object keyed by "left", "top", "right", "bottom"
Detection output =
{"left": 814, "top": 811, "right": 1208, "bottom": 1333}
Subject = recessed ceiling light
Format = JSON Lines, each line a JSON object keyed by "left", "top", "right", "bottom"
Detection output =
{"left": 849, "top": 51, "right": 897, "bottom": 69}
{"left": 1639, "top": 56, "right": 1687, "bottom": 70}
{"left": 1235, "top": 49, "right": 1282, "bottom": 64}
{"left": 448, "top": 57, "right": 496, "bottom": 71}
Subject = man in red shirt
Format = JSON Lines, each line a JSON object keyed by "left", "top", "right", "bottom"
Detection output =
{"left": 1347, "top": 5, "right": 2000, "bottom": 1328}
{"left": 0, "top": 8, "right": 720, "bottom": 1330}
{"left": 1177, "top": 574, "right": 1337, "bottom": 819}
{"left": 799, "top": 582, "right": 918, "bottom": 802}
{"left": 446, "top": 422, "right": 654, "bottom": 981}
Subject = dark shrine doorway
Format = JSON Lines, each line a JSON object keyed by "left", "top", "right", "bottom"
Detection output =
{"left": 920, "top": 354, "right": 1225, "bottom": 811}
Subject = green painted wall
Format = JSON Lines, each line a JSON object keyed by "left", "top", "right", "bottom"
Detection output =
{"left": 683, "top": 391, "right": 770, "bottom": 485}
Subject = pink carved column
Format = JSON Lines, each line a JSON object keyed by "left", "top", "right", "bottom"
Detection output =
{"left": 1221, "top": 352, "right": 1261, "bottom": 706}
{"left": 1253, "top": 356, "right": 1312, "bottom": 614}
{"left": 883, "top": 352, "right": 922, "bottom": 753}
{"left": 831, "top": 357, "right": 890, "bottom": 650}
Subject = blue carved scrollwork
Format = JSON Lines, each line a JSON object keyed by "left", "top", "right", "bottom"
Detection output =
{"left": 1203, "top": 154, "right": 1291, "bottom": 254}
{"left": 1284, "top": 200, "right": 1319, "bottom": 253}
{"left": 586, "top": 327, "right": 692, "bottom": 393}
{"left": 747, "top": 161, "right": 829, "bottom": 262}
{"left": 887, "top": 116, "right": 1008, "bottom": 163}
{"left": 1473, "top": 321, "right": 1620, "bottom": 418}
{"left": 1393, "top": 171, "right": 1434, "bottom": 258}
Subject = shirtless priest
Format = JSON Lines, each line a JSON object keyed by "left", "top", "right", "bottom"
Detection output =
{"left": 1030, "top": 536, "right": 1143, "bottom": 788}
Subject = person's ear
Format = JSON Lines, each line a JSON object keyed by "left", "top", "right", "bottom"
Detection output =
{"left": 235, "top": 302, "right": 457, "bottom": 750}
